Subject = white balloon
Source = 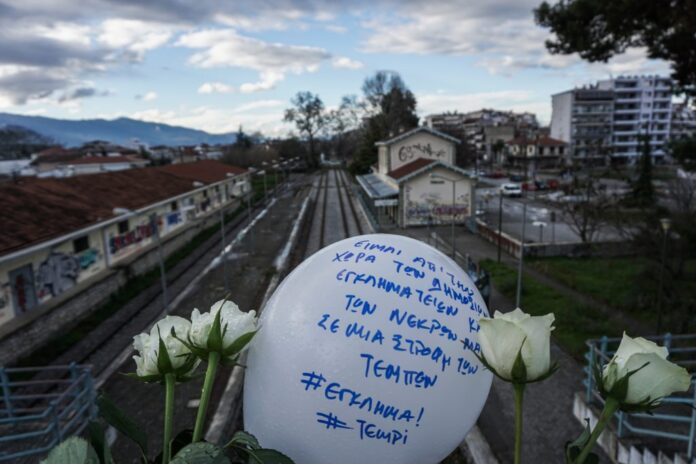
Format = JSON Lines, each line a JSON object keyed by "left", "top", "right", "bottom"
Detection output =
{"left": 244, "top": 234, "right": 492, "bottom": 464}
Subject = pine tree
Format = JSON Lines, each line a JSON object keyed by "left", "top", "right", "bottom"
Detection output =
{"left": 633, "top": 133, "right": 655, "bottom": 206}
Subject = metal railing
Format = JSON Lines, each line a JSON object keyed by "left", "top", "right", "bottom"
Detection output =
{"left": 583, "top": 334, "right": 696, "bottom": 459}
{"left": 0, "top": 364, "right": 97, "bottom": 462}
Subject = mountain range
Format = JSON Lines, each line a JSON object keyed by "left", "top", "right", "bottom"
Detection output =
{"left": 0, "top": 113, "right": 236, "bottom": 148}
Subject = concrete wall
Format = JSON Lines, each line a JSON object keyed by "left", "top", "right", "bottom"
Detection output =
{"left": 400, "top": 165, "right": 474, "bottom": 227}
{"left": 386, "top": 132, "right": 455, "bottom": 173}
{"left": 476, "top": 219, "right": 634, "bottom": 258}
{"left": 551, "top": 91, "right": 573, "bottom": 144}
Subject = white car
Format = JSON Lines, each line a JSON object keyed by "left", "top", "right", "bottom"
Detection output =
{"left": 500, "top": 183, "right": 522, "bottom": 197}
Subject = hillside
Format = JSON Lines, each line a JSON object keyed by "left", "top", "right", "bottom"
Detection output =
{"left": 0, "top": 113, "right": 235, "bottom": 148}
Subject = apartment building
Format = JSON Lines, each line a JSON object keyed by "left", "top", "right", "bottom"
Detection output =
{"left": 551, "top": 75, "right": 691, "bottom": 165}
{"left": 424, "top": 109, "right": 539, "bottom": 162}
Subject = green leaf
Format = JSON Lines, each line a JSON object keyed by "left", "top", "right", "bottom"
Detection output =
{"left": 511, "top": 343, "right": 527, "bottom": 383}
{"left": 245, "top": 449, "right": 295, "bottom": 464}
{"left": 225, "top": 431, "right": 260, "bottom": 450}
{"left": 223, "top": 331, "right": 257, "bottom": 358}
{"left": 153, "top": 429, "right": 194, "bottom": 464}
{"left": 96, "top": 394, "right": 148, "bottom": 457}
{"left": 171, "top": 442, "right": 231, "bottom": 464}
{"left": 41, "top": 437, "right": 100, "bottom": 464}
{"left": 87, "top": 421, "right": 114, "bottom": 464}
{"left": 157, "top": 331, "right": 173, "bottom": 374}
{"left": 564, "top": 418, "right": 592, "bottom": 463}
{"left": 208, "top": 309, "right": 224, "bottom": 353}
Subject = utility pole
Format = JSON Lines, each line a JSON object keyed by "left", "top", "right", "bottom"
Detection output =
{"left": 219, "top": 204, "right": 228, "bottom": 292}
{"left": 515, "top": 202, "right": 527, "bottom": 308}
{"left": 150, "top": 213, "right": 169, "bottom": 313}
{"left": 656, "top": 218, "right": 672, "bottom": 334}
{"left": 497, "top": 191, "right": 503, "bottom": 262}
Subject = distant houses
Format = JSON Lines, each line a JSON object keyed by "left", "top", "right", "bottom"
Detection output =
{"left": 0, "top": 141, "right": 230, "bottom": 179}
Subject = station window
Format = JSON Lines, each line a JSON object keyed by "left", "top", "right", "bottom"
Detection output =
{"left": 118, "top": 220, "right": 129, "bottom": 234}
{"left": 171, "top": 201, "right": 178, "bottom": 211}
{"left": 203, "top": 190, "right": 208, "bottom": 198}
{"left": 73, "top": 235, "right": 90, "bottom": 253}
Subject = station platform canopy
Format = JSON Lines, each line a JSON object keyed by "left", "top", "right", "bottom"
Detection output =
{"left": 356, "top": 173, "right": 398, "bottom": 199}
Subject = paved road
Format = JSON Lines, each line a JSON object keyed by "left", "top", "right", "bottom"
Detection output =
{"left": 476, "top": 187, "right": 622, "bottom": 244}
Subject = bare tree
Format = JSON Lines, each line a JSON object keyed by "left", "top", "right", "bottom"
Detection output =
{"left": 284, "top": 91, "right": 325, "bottom": 168}
{"left": 325, "top": 95, "right": 362, "bottom": 160}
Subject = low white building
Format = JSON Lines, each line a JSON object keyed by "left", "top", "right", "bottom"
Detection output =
{"left": 357, "top": 126, "right": 476, "bottom": 227}
{"left": 0, "top": 160, "right": 249, "bottom": 330}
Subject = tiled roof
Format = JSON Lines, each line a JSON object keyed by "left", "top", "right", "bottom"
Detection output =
{"left": 157, "top": 160, "right": 247, "bottom": 184}
{"left": 375, "top": 126, "right": 461, "bottom": 146}
{"left": 507, "top": 136, "right": 566, "bottom": 146}
{"left": 68, "top": 156, "right": 146, "bottom": 165}
{"left": 0, "top": 160, "right": 246, "bottom": 256}
{"left": 387, "top": 158, "right": 437, "bottom": 180}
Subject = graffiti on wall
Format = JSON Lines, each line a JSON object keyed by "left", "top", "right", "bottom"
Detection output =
{"left": 405, "top": 190, "right": 470, "bottom": 223}
{"left": 36, "top": 252, "right": 80, "bottom": 298}
{"left": 109, "top": 222, "right": 156, "bottom": 255}
{"left": 397, "top": 143, "right": 447, "bottom": 162}
{"left": 165, "top": 211, "right": 183, "bottom": 231}
{"left": 78, "top": 249, "right": 100, "bottom": 270}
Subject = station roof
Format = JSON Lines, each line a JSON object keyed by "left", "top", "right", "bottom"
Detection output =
{"left": 356, "top": 173, "right": 399, "bottom": 199}
{"left": 0, "top": 160, "right": 247, "bottom": 257}
{"left": 387, "top": 158, "right": 473, "bottom": 184}
{"left": 375, "top": 126, "right": 461, "bottom": 146}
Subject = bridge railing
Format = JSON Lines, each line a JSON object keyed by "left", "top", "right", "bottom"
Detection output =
{"left": 0, "top": 363, "right": 97, "bottom": 462}
{"left": 583, "top": 334, "right": 696, "bottom": 459}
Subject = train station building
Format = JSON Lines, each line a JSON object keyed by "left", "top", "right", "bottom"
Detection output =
{"left": 0, "top": 160, "right": 250, "bottom": 331}
{"left": 356, "top": 126, "right": 476, "bottom": 228}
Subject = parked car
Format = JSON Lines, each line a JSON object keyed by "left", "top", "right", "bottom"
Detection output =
{"left": 522, "top": 182, "right": 537, "bottom": 191}
{"left": 509, "top": 174, "right": 525, "bottom": 182}
{"left": 485, "top": 170, "right": 506, "bottom": 179}
{"left": 500, "top": 183, "right": 523, "bottom": 197}
{"left": 546, "top": 179, "right": 560, "bottom": 189}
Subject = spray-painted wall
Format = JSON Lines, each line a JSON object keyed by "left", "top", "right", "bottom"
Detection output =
{"left": 400, "top": 165, "right": 474, "bottom": 227}
{"left": 0, "top": 173, "right": 250, "bottom": 330}
{"left": 384, "top": 132, "right": 455, "bottom": 173}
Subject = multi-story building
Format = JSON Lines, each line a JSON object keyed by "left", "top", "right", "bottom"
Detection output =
{"left": 506, "top": 135, "right": 568, "bottom": 173}
{"left": 670, "top": 103, "right": 696, "bottom": 142}
{"left": 550, "top": 86, "right": 614, "bottom": 165}
{"left": 551, "top": 75, "right": 690, "bottom": 164}
{"left": 424, "top": 109, "right": 539, "bottom": 162}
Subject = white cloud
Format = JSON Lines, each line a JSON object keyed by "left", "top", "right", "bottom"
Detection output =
{"left": 143, "top": 91, "right": 158, "bottom": 101}
{"left": 332, "top": 56, "right": 364, "bottom": 69}
{"left": 198, "top": 82, "right": 235, "bottom": 94}
{"left": 98, "top": 19, "right": 177, "bottom": 59}
{"left": 129, "top": 104, "right": 291, "bottom": 136}
{"left": 325, "top": 24, "right": 347, "bottom": 34}
{"left": 231, "top": 99, "right": 284, "bottom": 112}
{"left": 240, "top": 71, "right": 285, "bottom": 93}
{"left": 177, "top": 28, "right": 330, "bottom": 93}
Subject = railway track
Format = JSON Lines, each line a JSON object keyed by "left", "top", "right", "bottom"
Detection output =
{"left": 306, "top": 168, "right": 366, "bottom": 257}
{"left": 20, "top": 179, "right": 302, "bottom": 387}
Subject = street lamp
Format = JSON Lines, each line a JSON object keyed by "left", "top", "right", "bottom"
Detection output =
{"left": 497, "top": 190, "right": 503, "bottom": 263}
{"left": 430, "top": 173, "right": 467, "bottom": 261}
{"left": 113, "top": 207, "right": 169, "bottom": 313}
{"left": 656, "top": 217, "right": 672, "bottom": 334}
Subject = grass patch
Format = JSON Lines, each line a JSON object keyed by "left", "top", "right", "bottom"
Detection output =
{"left": 480, "top": 259, "right": 620, "bottom": 360}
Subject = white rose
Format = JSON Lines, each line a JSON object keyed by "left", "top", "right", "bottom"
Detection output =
{"left": 602, "top": 333, "right": 691, "bottom": 405}
{"left": 190, "top": 300, "right": 257, "bottom": 355}
{"left": 133, "top": 315, "right": 194, "bottom": 377}
{"left": 478, "top": 308, "right": 555, "bottom": 382}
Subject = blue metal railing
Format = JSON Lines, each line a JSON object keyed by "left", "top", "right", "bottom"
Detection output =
{"left": 0, "top": 363, "right": 97, "bottom": 462}
{"left": 584, "top": 334, "right": 696, "bottom": 459}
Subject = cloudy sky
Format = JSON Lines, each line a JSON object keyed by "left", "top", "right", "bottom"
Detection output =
{"left": 0, "top": 0, "right": 669, "bottom": 136}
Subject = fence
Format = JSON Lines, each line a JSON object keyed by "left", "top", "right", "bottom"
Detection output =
{"left": 583, "top": 334, "right": 696, "bottom": 459}
{"left": 0, "top": 364, "right": 96, "bottom": 462}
